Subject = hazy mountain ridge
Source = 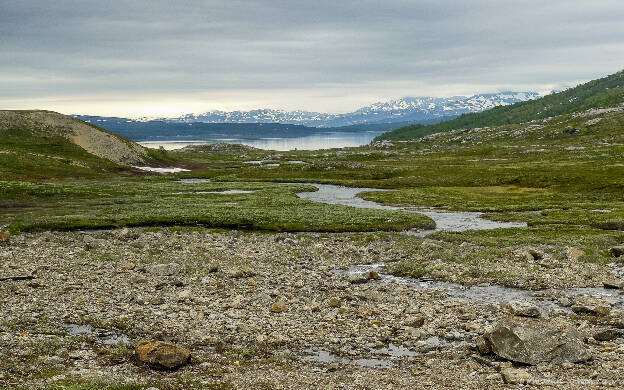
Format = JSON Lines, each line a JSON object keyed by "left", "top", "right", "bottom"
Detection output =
{"left": 378, "top": 70, "right": 624, "bottom": 141}
{"left": 162, "top": 92, "right": 540, "bottom": 127}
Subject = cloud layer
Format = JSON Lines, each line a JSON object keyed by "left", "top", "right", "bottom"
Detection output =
{"left": 1, "top": 0, "right": 623, "bottom": 116}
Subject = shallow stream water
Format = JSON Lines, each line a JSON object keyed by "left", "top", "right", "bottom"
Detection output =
{"left": 295, "top": 183, "right": 526, "bottom": 235}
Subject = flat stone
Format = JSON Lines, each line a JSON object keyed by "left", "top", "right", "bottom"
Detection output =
{"left": 148, "top": 263, "right": 181, "bottom": 276}
{"left": 603, "top": 279, "right": 624, "bottom": 289}
{"left": 481, "top": 317, "right": 591, "bottom": 365}
{"left": 593, "top": 329, "right": 623, "bottom": 342}
{"left": 571, "top": 296, "right": 612, "bottom": 316}
{"left": 501, "top": 368, "right": 533, "bottom": 385}
{"left": 135, "top": 340, "right": 190, "bottom": 370}
{"left": 505, "top": 300, "right": 540, "bottom": 318}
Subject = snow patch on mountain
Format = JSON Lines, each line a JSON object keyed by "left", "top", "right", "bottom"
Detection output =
{"left": 161, "top": 92, "right": 541, "bottom": 127}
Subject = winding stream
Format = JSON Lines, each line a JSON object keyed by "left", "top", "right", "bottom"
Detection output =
{"left": 294, "top": 183, "right": 624, "bottom": 313}
{"left": 295, "top": 183, "right": 526, "bottom": 235}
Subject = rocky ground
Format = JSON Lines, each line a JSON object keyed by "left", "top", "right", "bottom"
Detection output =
{"left": 2, "top": 228, "right": 624, "bottom": 389}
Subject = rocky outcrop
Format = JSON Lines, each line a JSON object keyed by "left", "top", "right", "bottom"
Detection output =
{"left": 479, "top": 318, "right": 590, "bottom": 365}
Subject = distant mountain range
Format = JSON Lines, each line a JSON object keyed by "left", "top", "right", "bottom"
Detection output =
{"left": 165, "top": 92, "right": 541, "bottom": 127}
{"left": 72, "top": 92, "right": 542, "bottom": 143}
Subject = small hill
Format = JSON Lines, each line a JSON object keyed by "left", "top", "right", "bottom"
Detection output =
{"left": 0, "top": 110, "right": 148, "bottom": 180}
{"left": 378, "top": 70, "right": 624, "bottom": 141}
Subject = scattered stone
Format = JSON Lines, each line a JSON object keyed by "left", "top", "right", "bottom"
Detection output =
{"left": 135, "top": 340, "right": 190, "bottom": 370}
{"left": 270, "top": 300, "right": 287, "bottom": 313}
{"left": 505, "top": 300, "right": 540, "bottom": 318}
{"left": 571, "top": 296, "right": 612, "bottom": 316}
{"left": 566, "top": 247, "right": 585, "bottom": 261}
{"left": 593, "top": 329, "right": 623, "bottom": 342}
{"left": 603, "top": 279, "right": 624, "bottom": 289}
{"left": 526, "top": 249, "right": 543, "bottom": 260}
{"left": 0, "top": 269, "right": 36, "bottom": 282}
{"left": 121, "top": 262, "right": 136, "bottom": 271}
{"left": 208, "top": 261, "right": 219, "bottom": 273}
{"left": 481, "top": 318, "right": 591, "bottom": 365}
{"left": 403, "top": 315, "right": 426, "bottom": 328}
{"left": 501, "top": 368, "right": 533, "bottom": 385}
{"left": 177, "top": 290, "right": 192, "bottom": 302}
{"left": 230, "top": 267, "right": 254, "bottom": 278}
{"left": 348, "top": 275, "right": 368, "bottom": 284}
{"left": 610, "top": 246, "right": 624, "bottom": 258}
{"left": 328, "top": 298, "right": 341, "bottom": 308}
{"left": 148, "top": 263, "right": 181, "bottom": 276}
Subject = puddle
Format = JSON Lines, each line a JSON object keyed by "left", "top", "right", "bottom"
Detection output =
{"left": 294, "top": 183, "right": 526, "bottom": 235}
{"left": 302, "top": 348, "right": 393, "bottom": 369}
{"left": 373, "top": 343, "right": 420, "bottom": 357}
{"left": 264, "top": 163, "right": 280, "bottom": 167}
{"left": 176, "top": 178, "right": 212, "bottom": 183}
{"left": 289, "top": 160, "right": 306, "bottom": 164}
{"left": 133, "top": 166, "right": 191, "bottom": 174}
{"left": 244, "top": 161, "right": 263, "bottom": 164}
{"left": 66, "top": 324, "right": 93, "bottom": 336}
{"left": 64, "top": 323, "right": 131, "bottom": 345}
{"left": 592, "top": 209, "right": 613, "bottom": 213}
{"left": 173, "top": 190, "right": 256, "bottom": 195}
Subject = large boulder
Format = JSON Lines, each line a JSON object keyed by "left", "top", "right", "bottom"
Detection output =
{"left": 479, "top": 318, "right": 590, "bottom": 365}
{"left": 135, "top": 340, "right": 190, "bottom": 370}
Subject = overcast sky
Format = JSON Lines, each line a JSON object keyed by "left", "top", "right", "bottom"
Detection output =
{"left": 1, "top": 0, "right": 623, "bottom": 117}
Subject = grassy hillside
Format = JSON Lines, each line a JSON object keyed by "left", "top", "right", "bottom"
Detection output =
{"left": 377, "top": 69, "right": 624, "bottom": 141}
{"left": 0, "top": 110, "right": 155, "bottom": 180}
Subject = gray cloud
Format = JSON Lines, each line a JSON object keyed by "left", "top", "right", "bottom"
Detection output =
{"left": 1, "top": 0, "right": 623, "bottom": 116}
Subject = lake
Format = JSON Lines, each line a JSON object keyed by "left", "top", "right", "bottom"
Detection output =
{"left": 138, "top": 130, "right": 386, "bottom": 151}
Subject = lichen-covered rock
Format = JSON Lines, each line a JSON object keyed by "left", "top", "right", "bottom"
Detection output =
{"left": 481, "top": 318, "right": 590, "bottom": 365}
{"left": 135, "top": 340, "right": 190, "bottom": 369}
{"left": 505, "top": 300, "right": 540, "bottom": 318}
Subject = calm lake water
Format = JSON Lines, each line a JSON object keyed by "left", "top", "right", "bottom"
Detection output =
{"left": 138, "top": 130, "right": 385, "bottom": 151}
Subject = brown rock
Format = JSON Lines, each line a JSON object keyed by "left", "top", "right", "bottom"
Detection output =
{"left": 366, "top": 270, "right": 380, "bottom": 280}
{"left": 135, "top": 340, "right": 190, "bottom": 370}
{"left": 0, "top": 230, "right": 9, "bottom": 243}
{"left": 328, "top": 298, "right": 342, "bottom": 308}
{"left": 270, "top": 300, "right": 287, "bottom": 313}
{"left": 571, "top": 296, "right": 612, "bottom": 316}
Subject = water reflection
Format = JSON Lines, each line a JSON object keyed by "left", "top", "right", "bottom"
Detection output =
{"left": 138, "top": 131, "right": 385, "bottom": 151}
